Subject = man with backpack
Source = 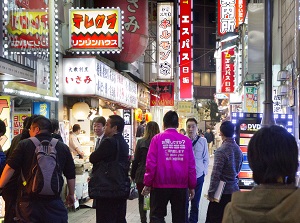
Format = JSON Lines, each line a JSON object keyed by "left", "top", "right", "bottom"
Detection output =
{"left": 0, "top": 115, "right": 75, "bottom": 223}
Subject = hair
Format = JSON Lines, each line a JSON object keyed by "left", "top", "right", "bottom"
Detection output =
{"left": 163, "top": 110, "right": 179, "bottom": 129}
{"left": 140, "top": 120, "right": 145, "bottom": 125}
{"left": 50, "top": 119, "right": 59, "bottom": 133}
{"left": 0, "top": 120, "right": 6, "bottom": 136}
{"left": 248, "top": 125, "right": 298, "bottom": 185}
{"left": 32, "top": 116, "right": 52, "bottom": 133}
{"left": 179, "top": 128, "right": 186, "bottom": 135}
{"left": 21, "top": 114, "right": 40, "bottom": 140}
{"left": 186, "top": 118, "right": 198, "bottom": 125}
{"left": 93, "top": 116, "right": 106, "bottom": 126}
{"left": 109, "top": 115, "right": 125, "bottom": 133}
{"left": 143, "top": 121, "right": 160, "bottom": 140}
{"left": 220, "top": 121, "right": 234, "bottom": 137}
{"left": 72, "top": 124, "right": 81, "bottom": 132}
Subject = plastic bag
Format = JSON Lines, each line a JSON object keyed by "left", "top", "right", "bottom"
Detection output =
{"left": 128, "top": 183, "right": 139, "bottom": 200}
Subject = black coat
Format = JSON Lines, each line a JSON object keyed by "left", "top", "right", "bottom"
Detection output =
{"left": 130, "top": 138, "right": 151, "bottom": 184}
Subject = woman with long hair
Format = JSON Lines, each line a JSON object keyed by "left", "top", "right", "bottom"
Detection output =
{"left": 131, "top": 121, "right": 160, "bottom": 223}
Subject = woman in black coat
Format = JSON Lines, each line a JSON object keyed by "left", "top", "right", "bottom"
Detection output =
{"left": 131, "top": 121, "right": 160, "bottom": 223}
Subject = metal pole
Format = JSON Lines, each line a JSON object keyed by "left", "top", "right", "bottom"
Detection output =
{"left": 261, "top": 0, "right": 275, "bottom": 126}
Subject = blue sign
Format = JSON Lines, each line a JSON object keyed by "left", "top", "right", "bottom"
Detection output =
{"left": 33, "top": 102, "right": 50, "bottom": 118}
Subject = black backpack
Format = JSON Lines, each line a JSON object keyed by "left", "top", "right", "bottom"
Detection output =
{"left": 21, "top": 137, "right": 63, "bottom": 197}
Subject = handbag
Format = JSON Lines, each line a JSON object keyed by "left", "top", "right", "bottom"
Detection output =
{"left": 88, "top": 139, "right": 130, "bottom": 199}
{"left": 128, "top": 182, "right": 139, "bottom": 200}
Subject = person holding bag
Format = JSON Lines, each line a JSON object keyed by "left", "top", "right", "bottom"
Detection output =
{"left": 89, "top": 115, "right": 130, "bottom": 223}
{"left": 131, "top": 121, "right": 160, "bottom": 223}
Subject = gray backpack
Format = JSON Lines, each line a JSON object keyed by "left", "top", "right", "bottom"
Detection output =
{"left": 21, "top": 137, "right": 63, "bottom": 196}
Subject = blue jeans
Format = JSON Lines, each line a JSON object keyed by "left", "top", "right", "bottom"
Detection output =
{"left": 186, "top": 174, "right": 205, "bottom": 223}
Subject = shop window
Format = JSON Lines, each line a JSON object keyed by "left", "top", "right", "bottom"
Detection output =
{"left": 194, "top": 72, "right": 200, "bottom": 86}
{"left": 200, "top": 73, "right": 211, "bottom": 86}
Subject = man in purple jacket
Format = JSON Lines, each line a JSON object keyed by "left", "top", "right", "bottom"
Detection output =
{"left": 142, "top": 110, "right": 197, "bottom": 223}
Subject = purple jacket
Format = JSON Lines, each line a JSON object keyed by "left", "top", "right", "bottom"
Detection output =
{"left": 143, "top": 128, "right": 197, "bottom": 189}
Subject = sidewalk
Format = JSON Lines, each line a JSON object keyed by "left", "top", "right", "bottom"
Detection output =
{"left": 69, "top": 155, "right": 214, "bottom": 223}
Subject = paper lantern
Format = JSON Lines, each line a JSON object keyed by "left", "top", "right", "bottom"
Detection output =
{"left": 145, "top": 112, "right": 152, "bottom": 123}
{"left": 135, "top": 108, "right": 143, "bottom": 122}
{"left": 72, "top": 102, "right": 90, "bottom": 120}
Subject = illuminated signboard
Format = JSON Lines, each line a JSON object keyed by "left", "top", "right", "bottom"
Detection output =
{"left": 218, "top": 0, "right": 246, "bottom": 36}
{"left": 63, "top": 58, "right": 138, "bottom": 108}
{"left": 157, "top": 3, "right": 173, "bottom": 80}
{"left": 149, "top": 82, "right": 174, "bottom": 106}
{"left": 244, "top": 86, "right": 258, "bottom": 112}
{"left": 178, "top": 0, "right": 193, "bottom": 99}
{"left": 69, "top": 8, "right": 122, "bottom": 52}
{"left": 221, "top": 49, "right": 235, "bottom": 93}
{"left": 33, "top": 102, "right": 50, "bottom": 118}
{"left": 6, "top": 10, "right": 48, "bottom": 49}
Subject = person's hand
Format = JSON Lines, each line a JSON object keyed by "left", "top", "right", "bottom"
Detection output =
{"left": 188, "top": 189, "right": 195, "bottom": 201}
{"left": 141, "top": 186, "right": 151, "bottom": 196}
{"left": 65, "top": 194, "right": 75, "bottom": 207}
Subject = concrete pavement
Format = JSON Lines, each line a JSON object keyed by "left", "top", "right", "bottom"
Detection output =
{"left": 69, "top": 156, "right": 214, "bottom": 223}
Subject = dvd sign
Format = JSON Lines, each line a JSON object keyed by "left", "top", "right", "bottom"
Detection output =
{"left": 240, "top": 123, "right": 261, "bottom": 131}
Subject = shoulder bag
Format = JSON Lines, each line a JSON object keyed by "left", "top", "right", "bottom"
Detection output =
{"left": 88, "top": 139, "right": 130, "bottom": 199}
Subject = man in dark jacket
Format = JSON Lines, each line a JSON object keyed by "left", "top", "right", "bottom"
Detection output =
{"left": 89, "top": 115, "right": 130, "bottom": 223}
{"left": 0, "top": 116, "right": 76, "bottom": 223}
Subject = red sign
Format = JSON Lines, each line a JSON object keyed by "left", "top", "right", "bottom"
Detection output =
{"left": 97, "top": 0, "right": 148, "bottom": 63}
{"left": 221, "top": 49, "right": 235, "bottom": 93}
{"left": 218, "top": 0, "right": 246, "bottom": 36}
{"left": 149, "top": 82, "right": 174, "bottom": 106}
{"left": 69, "top": 9, "right": 122, "bottom": 51}
{"left": 178, "top": 0, "right": 193, "bottom": 99}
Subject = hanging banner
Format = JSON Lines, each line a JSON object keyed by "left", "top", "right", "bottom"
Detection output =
{"left": 69, "top": 8, "right": 122, "bottom": 51}
{"left": 178, "top": 0, "right": 193, "bottom": 99}
{"left": 157, "top": 3, "right": 173, "bottom": 79}
{"left": 243, "top": 86, "right": 257, "bottom": 112}
{"left": 149, "top": 82, "right": 174, "bottom": 106}
{"left": 221, "top": 49, "right": 235, "bottom": 93}
{"left": 218, "top": 0, "right": 246, "bottom": 36}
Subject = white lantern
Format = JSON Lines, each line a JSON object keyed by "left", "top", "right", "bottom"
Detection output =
{"left": 72, "top": 102, "right": 90, "bottom": 120}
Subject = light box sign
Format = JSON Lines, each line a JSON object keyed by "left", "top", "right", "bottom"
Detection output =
{"left": 7, "top": 10, "right": 49, "bottom": 49}
{"left": 218, "top": 0, "right": 246, "bottom": 36}
{"left": 221, "top": 49, "right": 235, "bottom": 93}
{"left": 69, "top": 9, "right": 122, "bottom": 51}
{"left": 149, "top": 82, "right": 174, "bottom": 106}
{"left": 157, "top": 3, "right": 173, "bottom": 80}
{"left": 33, "top": 102, "right": 50, "bottom": 118}
{"left": 178, "top": 0, "right": 193, "bottom": 100}
{"left": 63, "top": 58, "right": 138, "bottom": 108}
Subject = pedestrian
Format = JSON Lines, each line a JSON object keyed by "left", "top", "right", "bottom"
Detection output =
{"left": 92, "top": 116, "right": 106, "bottom": 151}
{"left": 91, "top": 116, "right": 106, "bottom": 209}
{"left": 131, "top": 121, "right": 160, "bottom": 223}
{"left": 0, "top": 115, "right": 75, "bottom": 222}
{"left": 186, "top": 118, "right": 209, "bottom": 223}
{"left": 223, "top": 125, "right": 300, "bottom": 223}
{"left": 2, "top": 115, "right": 39, "bottom": 223}
{"left": 136, "top": 120, "right": 146, "bottom": 137}
{"left": 50, "top": 119, "right": 64, "bottom": 142}
{"left": 69, "top": 124, "right": 85, "bottom": 158}
{"left": 89, "top": 115, "right": 130, "bottom": 223}
{"left": 204, "top": 128, "right": 214, "bottom": 156}
{"left": 142, "top": 110, "right": 196, "bottom": 223}
{"left": 179, "top": 128, "right": 186, "bottom": 135}
{"left": 205, "top": 121, "right": 243, "bottom": 223}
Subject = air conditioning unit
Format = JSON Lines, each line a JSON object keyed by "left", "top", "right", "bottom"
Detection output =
{"left": 277, "top": 84, "right": 288, "bottom": 96}
{"left": 277, "top": 70, "right": 289, "bottom": 81}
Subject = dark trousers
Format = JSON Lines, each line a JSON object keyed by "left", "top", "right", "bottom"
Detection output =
{"left": 2, "top": 191, "right": 17, "bottom": 223}
{"left": 186, "top": 175, "right": 205, "bottom": 223}
{"left": 150, "top": 188, "right": 187, "bottom": 223}
{"left": 16, "top": 198, "right": 68, "bottom": 223}
{"left": 205, "top": 194, "right": 232, "bottom": 223}
{"left": 96, "top": 198, "right": 127, "bottom": 223}
{"left": 137, "top": 183, "right": 147, "bottom": 223}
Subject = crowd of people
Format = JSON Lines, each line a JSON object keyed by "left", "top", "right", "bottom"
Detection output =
{"left": 0, "top": 111, "right": 298, "bottom": 223}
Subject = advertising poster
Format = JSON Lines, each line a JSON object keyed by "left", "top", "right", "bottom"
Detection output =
{"left": 0, "top": 96, "right": 11, "bottom": 151}
{"left": 13, "top": 107, "right": 31, "bottom": 137}
{"left": 149, "top": 82, "right": 174, "bottom": 106}
{"left": 33, "top": 102, "right": 50, "bottom": 118}
{"left": 244, "top": 86, "right": 258, "bottom": 112}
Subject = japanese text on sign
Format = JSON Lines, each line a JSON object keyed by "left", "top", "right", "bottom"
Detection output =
{"left": 221, "top": 49, "right": 235, "bottom": 93}
{"left": 124, "top": 0, "right": 140, "bottom": 32}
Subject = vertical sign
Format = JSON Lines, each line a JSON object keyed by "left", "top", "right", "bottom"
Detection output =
{"left": 33, "top": 102, "right": 50, "bottom": 118}
{"left": 244, "top": 86, "right": 257, "bottom": 112}
{"left": 123, "top": 109, "right": 132, "bottom": 152}
{"left": 218, "top": 0, "right": 246, "bottom": 36}
{"left": 221, "top": 49, "right": 235, "bottom": 93}
{"left": 13, "top": 107, "right": 31, "bottom": 137}
{"left": 178, "top": 0, "right": 193, "bottom": 99}
{"left": 157, "top": 3, "right": 173, "bottom": 79}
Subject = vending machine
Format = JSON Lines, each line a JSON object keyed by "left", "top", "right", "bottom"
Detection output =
{"left": 231, "top": 112, "right": 294, "bottom": 189}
